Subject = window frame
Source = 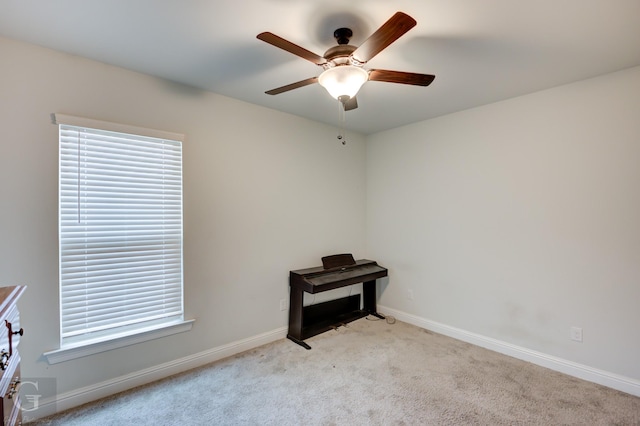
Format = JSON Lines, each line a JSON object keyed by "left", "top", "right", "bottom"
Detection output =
{"left": 44, "top": 114, "right": 193, "bottom": 364}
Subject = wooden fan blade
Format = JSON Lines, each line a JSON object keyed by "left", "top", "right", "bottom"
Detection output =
{"left": 351, "top": 12, "right": 417, "bottom": 64}
{"left": 257, "top": 32, "right": 326, "bottom": 65}
{"left": 265, "top": 77, "right": 319, "bottom": 95}
{"left": 368, "top": 69, "right": 435, "bottom": 86}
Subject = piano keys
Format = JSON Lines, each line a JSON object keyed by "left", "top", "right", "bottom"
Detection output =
{"left": 287, "top": 254, "right": 388, "bottom": 349}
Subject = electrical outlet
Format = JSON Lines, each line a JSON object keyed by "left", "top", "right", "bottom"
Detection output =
{"left": 279, "top": 299, "right": 287, "bottom": 311}
{"left": 570, "top": 326, "right": 583, "bottom": 342}
{"left": 407, "top": 289, "right": 414, "bottom": 301}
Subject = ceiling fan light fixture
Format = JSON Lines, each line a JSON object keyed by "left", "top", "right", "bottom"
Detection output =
{"left": 318, "top": 66, "right": 369, "bottom": 99}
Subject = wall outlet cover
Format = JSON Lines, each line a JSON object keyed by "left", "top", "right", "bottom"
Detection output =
{"left": 570, "top": 326, "right": 583, "bottom": 342}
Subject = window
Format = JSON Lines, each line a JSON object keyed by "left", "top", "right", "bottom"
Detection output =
{"left": 48, "top": 114, "right": 191, "bottom": 361}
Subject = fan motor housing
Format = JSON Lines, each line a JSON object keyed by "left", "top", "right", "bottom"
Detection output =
{"left": 323, "top": 45, "right": 357, "bottom": 65}
{"left": 323, "top": 27, "right": 357, "bottom": 66}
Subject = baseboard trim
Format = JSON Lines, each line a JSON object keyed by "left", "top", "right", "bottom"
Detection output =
{"left": 25, "top": 309, "right": 640, "bottom": 421}
{"left": 28, "top": 326, "right": 288, "bottom": 420}
{"left": 378, "top": 305, "right": 640, "bottom": 397}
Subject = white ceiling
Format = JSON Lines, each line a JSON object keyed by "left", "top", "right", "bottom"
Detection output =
{"left": 2, "top": 0, "right": 640, "bottom": 135}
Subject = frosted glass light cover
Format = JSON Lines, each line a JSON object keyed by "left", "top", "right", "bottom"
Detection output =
{"left": 318, "top": 66, "right": 369, "bottom": 99}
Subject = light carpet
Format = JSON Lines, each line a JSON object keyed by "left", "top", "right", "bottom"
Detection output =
{"left": 28, "top": 318, "right": 640, "bottom": 425}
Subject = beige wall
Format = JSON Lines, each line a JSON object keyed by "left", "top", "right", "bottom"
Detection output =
{"left": 0, "top": 35, "right": 367, "bottom": 413}
{"left": 367, "top": 65, "right": 640, "bottom": 384}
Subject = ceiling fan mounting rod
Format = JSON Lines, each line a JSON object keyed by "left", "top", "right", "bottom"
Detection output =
{"left": 334, "top": 28, "right": 353, "bottom": 45}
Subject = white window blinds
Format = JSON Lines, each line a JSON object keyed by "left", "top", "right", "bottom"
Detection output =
{"left": 57, "top": 115, "right": 184, "bottom": 345}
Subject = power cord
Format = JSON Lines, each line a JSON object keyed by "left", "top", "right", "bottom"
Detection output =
{"left": 366, "top": 314, "right": 396, "bottom": 324}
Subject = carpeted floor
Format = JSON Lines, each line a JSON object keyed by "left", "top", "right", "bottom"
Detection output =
{"left": 28, "top": 318, "right": 640, "bottom": 425}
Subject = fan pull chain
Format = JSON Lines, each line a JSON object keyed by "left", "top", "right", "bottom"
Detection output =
{"left": 337, "top": 97, "right": 347, "bottom": 145}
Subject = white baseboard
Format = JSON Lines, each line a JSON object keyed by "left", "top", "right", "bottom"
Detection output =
{"left": 378, "top": 305, "right": 640, "bottom": 398}
{"left": 28, "top": 326, "right": 288, "bottom": 421}
{"left": 25, "top": 310, "right": 640, "bottom": 421}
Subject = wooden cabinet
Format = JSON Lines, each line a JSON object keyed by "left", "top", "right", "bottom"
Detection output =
{"left": 0, "top": 286, "right": 25, "bottom": 426}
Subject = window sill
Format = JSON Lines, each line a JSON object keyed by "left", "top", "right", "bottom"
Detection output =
{"left": 43, "top": 319, "right": 195, "bottom": 364}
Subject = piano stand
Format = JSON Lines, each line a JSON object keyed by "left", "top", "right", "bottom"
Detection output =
{"left": 287, "top": 335, "right": 311, "bottom": 350}
{"left": 287, "top": 256, "right": 388, "bottom": 349}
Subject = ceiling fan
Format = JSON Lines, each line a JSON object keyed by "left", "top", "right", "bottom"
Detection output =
{"left": 257, "top": 11, "right": 435, "bottom": 111}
